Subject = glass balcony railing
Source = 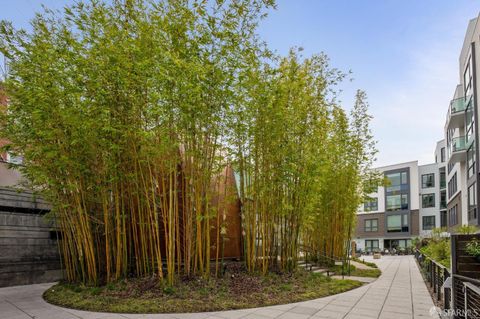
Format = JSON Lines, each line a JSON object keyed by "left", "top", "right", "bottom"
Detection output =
{"left": 451, "top": 135, "right": 467, "bottom": 153}
{"left": 450, "top": 96, "right": 467, "bottom": 114}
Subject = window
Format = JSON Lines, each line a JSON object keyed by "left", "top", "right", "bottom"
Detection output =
{"left": 448, "top": 173, "right": 458, "bottom": 198}
{"left": 422, "top": 216, "right": 436, "bottom": 230}
{"left": 422, "top": 193, "right": 435, "bottom": 208}
{"left": 422, "top": 174, "right": 435, "bottom": 188}
{"left": 385, "top": 170, "right": 409, "bottom": 211}
{"left": 449, "top": 205, "right": 458, "bottom": 226}
{"left": 440, "top": 170, "right": 446, "bottom": 189}
{"left": 441, "top": 147, "right": 446, "bottom": 163}
{"left": 467, "top": 144, "right": 476, "bottom": 179}
{"left": 468, "top": 183, "right": 477, "bottom": 221}
{"left": 448, "top": 162, "right": 454, "bottom": 174}
{"left": 364, "top": 198, "right": 378, "bottom": 212}
{"left": 386, "top": 194, "right": 408, "bottom": 211}
{"left": 466, "top": 100, "right": 475, "bottom": 146}
{"left": 365, "top": 240, "right": 379, "bottom": 252}
{"left": 365, "top": 219, "right": 378, "bottom": 232}
{"left": 387, "top": 214, "right": 409, "bottom": 233}
{"left": 464, "top": 55, "right": 473, "bottom": 97}
{"left": 440, "top": 191, "right": 447, "bottom": 209}
{"left": 441, "top": 211, "right": 447, "bottom": 228}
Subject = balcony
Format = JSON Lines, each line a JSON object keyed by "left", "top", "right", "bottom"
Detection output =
{"left": 448, "top": 135, "right": 467, "bottom": 163}
{"left": 446, "top": 97, "right": 467, "bottom": 129}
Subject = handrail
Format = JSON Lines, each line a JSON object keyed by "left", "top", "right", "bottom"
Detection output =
{"left": 464, "top": 282, "right": 480, "bottom": 296}
{"left": 298, "top": 244, "right": 341, "bottom": 263}
{"left": 452, "top": 274, "right": 480, "bottom": 286}
{"left": 415, "top": 249, "right": 450, "bottom": 270}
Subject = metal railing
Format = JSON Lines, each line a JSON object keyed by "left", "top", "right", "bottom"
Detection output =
{"left": 415, "top": 250, "right": 451, "bottom": 310}
{"left": 298, "top": 244, "right": 345, "bottom": 276}
{"left": 452, "top": 274, "right": 480, "bottom": 319}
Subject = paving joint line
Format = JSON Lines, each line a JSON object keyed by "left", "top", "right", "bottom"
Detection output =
{"left": 4, "top": 299, "right": 34, "bottom": 319}
{"left": 375, "top": 256, "right": 402, "bottom": 319}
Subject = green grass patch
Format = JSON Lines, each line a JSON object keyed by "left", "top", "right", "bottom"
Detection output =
{"left": 329, "top": 264, "right": 381, "bottom": 278}
{"left": 351, "top": 257, "right": 378, "bottom": 269}
{"left": 43, "top": 268, "right": 363, "bottom": 313}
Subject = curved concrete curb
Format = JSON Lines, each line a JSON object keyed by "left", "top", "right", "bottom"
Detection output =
{"left": 0, "top": 256, "right": 438, "bottom": 319}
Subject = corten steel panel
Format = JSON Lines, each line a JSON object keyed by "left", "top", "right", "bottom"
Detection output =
{"left": 209, "top": 165, "right": 242, "bottom": 259}
{"left": 158, "top": 164, "right": 243, "bottom": 261}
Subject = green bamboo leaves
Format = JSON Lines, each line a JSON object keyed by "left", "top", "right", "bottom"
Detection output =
{"left": 0, "top": 0, "right": 379, "bottom": 286}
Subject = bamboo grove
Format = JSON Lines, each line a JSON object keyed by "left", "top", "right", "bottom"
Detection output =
{"left": 0, "top": 0, "right": 380, "bottom": 285}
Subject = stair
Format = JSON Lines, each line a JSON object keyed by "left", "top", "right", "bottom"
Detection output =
{"left": 297, "top": 260, "right": 331, "bottom": 275}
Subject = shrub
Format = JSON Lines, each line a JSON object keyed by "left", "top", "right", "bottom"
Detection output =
{"left": 465, "top": 239, "right": 480, "bottom": 257}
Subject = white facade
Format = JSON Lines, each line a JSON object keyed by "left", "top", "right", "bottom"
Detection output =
{"left": 357, "top": 160, "right": 419, "bottom": 214}
{"left": 418, "top": 163, "right": 440, "bottom": 236}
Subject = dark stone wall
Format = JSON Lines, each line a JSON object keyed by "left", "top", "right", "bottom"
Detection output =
{"left": 0, "top": 187, "right": 62, "bottom": 287}
{"left": 0, "top": 211, "right": 62, "bottom": 287}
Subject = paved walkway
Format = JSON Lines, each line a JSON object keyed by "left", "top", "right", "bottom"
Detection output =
{"left": 0, "top": 256, "right": 438, "bottom": 319}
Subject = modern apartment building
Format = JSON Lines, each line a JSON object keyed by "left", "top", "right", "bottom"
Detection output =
{"left": 444, "top": 14, "right": 480, "bottom": 229}
{"left": 354, "top": 151, "right": 449, "bottom": 252}
{"left": 355, "top": 14, "right": 480, "bottom": 252}
{"left": 355, "top": 161, "right": 420, "bottom": 252}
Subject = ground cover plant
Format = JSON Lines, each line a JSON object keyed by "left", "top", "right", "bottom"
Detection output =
{"left": 329, "top": 264, "right": 381, "bottom": 278}
{"left": 44, "top": 265, "right": 363, "bottom": 313}
{"left": 351, "top": 257, "right": 378, "bottom": 269}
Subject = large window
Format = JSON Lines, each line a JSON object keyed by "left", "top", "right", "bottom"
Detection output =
{"left": 422, "top": 216, "right": 436, "bottom": 230}
{"left": 422, "top": 193, "right": 435, "bottom": 208}
{"left": 449, "top": 204, "right": 458, "bottom": 226}
{"left": 441, "top": 211, "right": 447, "bottom": 228}
{"left": 467, "top": 144, "right": 476, "bottom": 179}
{"left": 441, "top": 147, "right": 446, "bottom": 163}
{"left": 387, "top": 214, "right": 409, "bottom": 233}
{"left": 468, "top": 183, "right": 477, "bottom": 221}
{"left": 386, "top": 194, "right": 408, "bottom": 211}
{"left": 422, "top": 174, "right": 435, "bottom": 188}
{"left": 364, "top": 198, "right": 378, "bottom": 212}
{"left": 466, "top": 100, "right": 475, "bottom": 146}
{"left": 440, "top": 170, "right": 446, "bottom": 189}
{"left": 365, "top": 240, "right": 379, "bottom": 252}
{"left": 464, "top": 55, "right": 473, "bottom": 97}
{"left": 365, "top": 219, "right": 378, "bottom": 232}
{"left": 448, "top": 173, "right": 458, "bottom": 198}
{"left": 385, "top": 170, "right": 409, "bottom": 211}
{"left": 440, "top": 191, "right": 447, "bottom": 209}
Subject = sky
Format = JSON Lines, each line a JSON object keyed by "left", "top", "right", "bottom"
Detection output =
{"left": 0, "top": 0, "right": 479, "bottom": 167}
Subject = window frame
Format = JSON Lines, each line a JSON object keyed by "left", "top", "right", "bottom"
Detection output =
{"left": 364, "top": 198, "right": 378, "bottom": 212}
{"left": 422, "top": 193, "right": 435, "bottom": 208}
{"left": 421, "top": 173, "right": 435, "bottom": 188}
{"left": 365, "top": 240, "right": 379, "bottom": 252}
{"left": 422, "top": 216, "right": 436, "bottom": 230}
{"left": 364, "top": 218, "right": 378, "bottom": 232}
{"left": 387, "top": 213, "right": 409, "bottom": 233}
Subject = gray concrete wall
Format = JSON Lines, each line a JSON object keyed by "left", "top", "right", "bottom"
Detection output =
{"left": 0, "top": 211, "right": 62, "bottom": 287}
{"left": 0, "top": 186, "right": 61, "bottom": 287}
